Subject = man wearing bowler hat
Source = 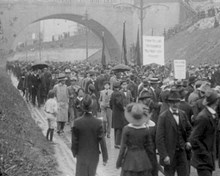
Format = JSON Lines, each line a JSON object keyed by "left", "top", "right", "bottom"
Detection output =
{"left": 156, "top": 89, "right": 192, "bottom": 176}
{"left": 110, "top": 81, "right": 127, "bottom": 149}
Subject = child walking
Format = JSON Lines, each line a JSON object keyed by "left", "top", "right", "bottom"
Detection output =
{"left": 44, "top": 90, "right": 58, "bottom": 142}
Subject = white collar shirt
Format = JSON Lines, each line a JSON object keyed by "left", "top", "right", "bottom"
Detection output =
{"left": 169, "top": 108, "right": 179, "bottom": 125}
{"left": 206, "top": 106, "right": 217, "bottom": 119}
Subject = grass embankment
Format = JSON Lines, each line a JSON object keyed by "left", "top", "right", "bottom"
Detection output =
{"left": 0, "top": 60, "right": 60, "bottom": 175}
{"left": 165, "top": 26, "right": 220, "bottom": 65}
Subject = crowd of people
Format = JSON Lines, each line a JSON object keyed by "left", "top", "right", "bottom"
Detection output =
{"left": 6, "top": 59, "right": 220, "bottom": 176}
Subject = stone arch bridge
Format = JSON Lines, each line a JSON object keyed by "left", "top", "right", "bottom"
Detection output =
{"left": 0, "top": 0, "right": 194, "bottom": 62}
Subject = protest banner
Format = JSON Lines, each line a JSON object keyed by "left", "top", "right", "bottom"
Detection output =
{"left": 143, "top": 36, "right": 164, "bottom": 65}
{"left": 174, "top": 60, "right": 186, "bottom": 80}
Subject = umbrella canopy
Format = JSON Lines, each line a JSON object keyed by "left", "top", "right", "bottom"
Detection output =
{"left": 111, "top": 64, "right": 131, "bottom": 72}
{"left": 31, "top": 61, "right": 49, "bottom": 70}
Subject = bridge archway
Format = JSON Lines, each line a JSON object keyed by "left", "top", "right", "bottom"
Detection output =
{"left": 12, "top": 13, "right": 121, "bottom": 62}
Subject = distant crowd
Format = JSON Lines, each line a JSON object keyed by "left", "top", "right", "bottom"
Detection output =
{"left": 6, "top": 59, "right": 220, "bottom": 176}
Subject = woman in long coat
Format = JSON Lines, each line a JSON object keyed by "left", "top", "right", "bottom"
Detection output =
{"left": 71, "top": 95, "right": 108, "bottom": 176}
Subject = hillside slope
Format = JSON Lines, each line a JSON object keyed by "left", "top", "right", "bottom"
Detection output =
{"left": 0, "top": 53, "right": 60, "bottom": 175}
{"left": 165, "top": 24, "right": 220, "bottom": 65}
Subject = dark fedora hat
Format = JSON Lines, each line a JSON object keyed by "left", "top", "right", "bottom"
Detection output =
{"left": 120, "top": 79, "right": 128, "bottom": 85}
{"left": 103, "top": 81, "right": 110, "bottom": 86}
{"left": 138, "top": 90, "right": 151, "bottom": 100}
{"left": 143, "top": 79, "right": 149, "bottom": 86}
{"left": 188, "top": 76, "right": 197, "bottom": 84}
{"left": 167, "top": 90, "right": 181, "bottom": 102}
{"left": 81, "top": 94, "right": 93, "bottom": 113}
{"left": 203, "top": 89, "right": 219, "bottom": 106}
{"left": 113, "top": 81, "right": 121, "bottom": 88}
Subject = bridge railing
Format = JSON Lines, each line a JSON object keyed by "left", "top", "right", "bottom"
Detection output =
{"left": 0, "top": 0, "right": 134, "bottom": 4}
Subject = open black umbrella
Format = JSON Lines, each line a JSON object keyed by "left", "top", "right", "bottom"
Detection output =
{"left": 111, "top": 64, "right": 131, "bottom": 72}
{"left": 31, "top": 61, "right": 48, "bottom": 70}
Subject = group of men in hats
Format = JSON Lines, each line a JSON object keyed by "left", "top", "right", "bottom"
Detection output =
{"left": 10, "top": 59, "right": 220, "bottom": 176}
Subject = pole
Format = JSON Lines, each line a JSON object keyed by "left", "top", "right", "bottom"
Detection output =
{"left": 140, "top": 0, "right": 144, "bottom": 66}
{"left": 39, "top": 32, "right": 41, "bottom": 61}
{"left": 85, "top": 11, "right": 88, "bottom": 61}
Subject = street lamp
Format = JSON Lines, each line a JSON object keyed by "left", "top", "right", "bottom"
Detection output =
{"left": 83, "top": 10, "right": 89, "bottom": 61}
{"left": 114, "top": 0, "right": 168, "bottom": 65}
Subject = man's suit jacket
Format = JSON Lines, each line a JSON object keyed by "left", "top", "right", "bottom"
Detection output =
{"left": 179, "top": 100, "right": 194, "bottom": 125}
{"left": 156, "top": 109, "right": 192, "bottom": 166}
{"left": 190, "top": 107, "right": 218, "bottom": 171}
{"left": 120, "top": 89, "right": 133, "bottom": 107}
{"left": 148, "top": 87, "right": 161, "bottom": 124}
{"left": 71, "top": 113, "right": 108, "bottom": 162}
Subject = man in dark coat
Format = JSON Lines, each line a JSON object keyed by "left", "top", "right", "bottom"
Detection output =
{"left": 127, "top": 74, "right": 138, "bottom": 101}
{"left": 71, "top": 95, "right": 108, "bottom": 176}
{"left": 192, "top": 83, "right": 210, "bottom": 120}
{"left": 30, "top": 70, "right": 40, "bottom": 106}
{"left": 120, "top": 79, "right": 133, "bottom": 106}
{"left": 190, "top": 89, "right": 219, "bottom": 176}
{"left": 156, "top": 89, "right": 192, "bottom": 176}
{"left": 148, "top": 78, "right": 162, "bottom": 124}
{"left": 178, "top": 88, "right": 194, "bottom": 125}
{"left": 110, "top": 81, "right": 127, "bottom": 149}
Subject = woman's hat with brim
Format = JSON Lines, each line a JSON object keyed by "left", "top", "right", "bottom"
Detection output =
{"left": 125, "top": 103, "right": 150, "bottom": 126}
{"left": 81, "top": 94, "right": 93, "bottom": 113}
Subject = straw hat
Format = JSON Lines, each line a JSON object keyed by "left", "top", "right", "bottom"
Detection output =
{"left": 58, "top": 73, "right": 67, "bottom": 81}
{"left": 124, "top": 103, "right": 150, "bottom": 126}
{"left": 149, "top": 77, "right": 160, "bottom": 84}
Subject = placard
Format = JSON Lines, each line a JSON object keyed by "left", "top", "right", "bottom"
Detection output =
{"left": 174, "top": 60, "right": 186, "bottom": 80}
{"left": 143, "top": 36, "right": 164, "bottom": 65}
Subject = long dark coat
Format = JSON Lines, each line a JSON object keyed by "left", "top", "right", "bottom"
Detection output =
{"left": 71, "top": 113, "right": 108, "bottom": 176}
{"left": 148, "top": 87, "right": 161, "bottom": 124}
{"left": 156, "top": 109, "right": 192, "bottom": 166}
{"left": 190, "top": 107, "right": 218, "bottom": 171}
{"left": 110, "top": 90, "right": 127, "bottom": 129}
